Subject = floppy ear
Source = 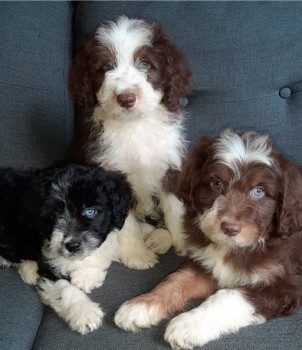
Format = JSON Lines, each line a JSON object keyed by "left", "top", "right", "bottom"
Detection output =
{"left": 177, "top": 136, "right": 215, "bottom": 212}
{"left": 69, "top": 34, "right": 99, "bottom": 118}
{"left": 102, "top": 172, "right": 133, "bottom": 230}
{"left": 152, "top": 25, "right": 192, "bottom": 113}
{"left": 276, "top": 155, "right": 302, "bottom": 238}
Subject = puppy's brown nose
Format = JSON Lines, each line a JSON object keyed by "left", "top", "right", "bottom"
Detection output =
{"left": 221, "top": 221, "right": 242, "bottom": 237}
{"left": 116, "top": 91, "right": 136, "bottom": 109}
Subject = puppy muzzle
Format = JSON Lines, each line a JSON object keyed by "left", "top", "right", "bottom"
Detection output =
{"left": 64, "top": 239, "right": 83, "bottom": 254}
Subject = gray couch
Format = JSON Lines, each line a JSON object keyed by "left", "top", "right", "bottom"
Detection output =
{"left": 1, "top": 1, "right": 302, "bottom": 349}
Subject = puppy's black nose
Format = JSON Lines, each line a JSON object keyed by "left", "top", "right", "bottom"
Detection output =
{"left": 65, "top": 240, "right": 82, "bottom": 253}
{"left": 221, "top": 221, "right": 242, "bottom": 237}
{"left": 116, "top": 91, "right": 136, "bottom": 109}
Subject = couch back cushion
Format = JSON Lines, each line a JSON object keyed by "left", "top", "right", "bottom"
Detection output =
{"left": 0, "top": 2, "right": 74, "bottom": 167}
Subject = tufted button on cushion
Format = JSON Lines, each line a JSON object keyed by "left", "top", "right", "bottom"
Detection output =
{"left": 179, "top": 97, "right": 189, "bottom": 108}
{"left": 279, "top": 87, "right": 292, "bottom": 99}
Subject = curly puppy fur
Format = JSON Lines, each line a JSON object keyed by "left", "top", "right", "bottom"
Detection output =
{"left": 115, "top": 129, "right": 302, "bottom": 349}
{"left": 0, "top": 164, "right": 132, "bottom": 334}
{"left": 69, "top": 16, "right": 192, "bottom": 269}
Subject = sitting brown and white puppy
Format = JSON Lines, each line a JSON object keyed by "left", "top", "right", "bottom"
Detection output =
{"left": 115, "top": 129, "right": 302, "bottom": 349}
{"left": 69, "top": 16, "right": 191, "bottom": 270}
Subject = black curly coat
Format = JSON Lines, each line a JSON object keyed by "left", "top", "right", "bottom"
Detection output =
{"left": 0, "top": 164, "right": 132, "bottom": 279}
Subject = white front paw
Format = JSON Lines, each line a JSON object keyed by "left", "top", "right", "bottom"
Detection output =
{"left": 119, "top": 247, "right": 158, "bottom": 270}
{"left": 69, "top": 301, "right": 104, "bottom": 334}
{"left": 70, "top": 268, "right": 107, "bottom": 293}
{"left": 115, "top": 300, "right": 162, "bottom": 332}
{"left": 144, "top": 228, "right": 173, "bottom": 254}
{"left": 37, "top": 278, "right": 104, "bottom": 334}
{"left": 165, "top": 289, "right": 264, "bottom": 349}
{"left": 140, "top": 222, "right": 156, "bottom": 239}
{"left": 164, "top": 312, "right": 203, "bottom": 350}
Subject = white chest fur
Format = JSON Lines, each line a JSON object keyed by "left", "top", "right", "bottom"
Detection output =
{"left": 189, "top": 244, "right": 284, "bottom": 288}
{"left": 92, "top": 106, "right": 184, "bottom": 214}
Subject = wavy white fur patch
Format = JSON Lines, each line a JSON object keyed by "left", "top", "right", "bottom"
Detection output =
{"left": 214, "top": 129, "right": 273, "bottom": 180}
{"left": 164, "top": 289, "right": 265, "bottom": 349}
{"left": 38, "top": 279, "right": 104, "bottom": 334}
{"left": 189, "top": 243, "right": 284, "bottom": 288}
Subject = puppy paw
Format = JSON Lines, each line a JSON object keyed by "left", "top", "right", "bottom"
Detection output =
{"left": 69, "top": 301, "right": 104, "bottom": 334}
{"left": 37, "top": 278, "right": 67, "bottom": 302}
{"left": 70, "top": 268, "right": 107, "bottom": 293}
{"left": 140, "top": 222, "right": 156, "bottom": 239}
{"left": 119, "top": 247, "right": 158, "bottom": 270}
{"left": 165, "top": 310, "right": 217, "bottom": 350}
{"left": 164, "top": 313, "right": 200, "bottom": 350}
{"left": 144, "top": 228, "right": 173, "bottom": 254}
{"left": 115, "top": 300, "right": 163, "bottom": 332}
{"left": 18, "top": 261, "right": 39, "bottom": 285}
{"left": 37, "top": 278, "right": 104, "bottom": 334}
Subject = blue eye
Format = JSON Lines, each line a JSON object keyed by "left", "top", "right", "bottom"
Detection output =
{"left": 83, "top": 208, "right": 97, "bottom": 218}
{"left": 251, "top": 187, "right": 265, "bottom": 199}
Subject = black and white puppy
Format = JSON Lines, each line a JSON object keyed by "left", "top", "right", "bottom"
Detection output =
{"left": 0, "top": 164, "right": 132, "bottom": 333}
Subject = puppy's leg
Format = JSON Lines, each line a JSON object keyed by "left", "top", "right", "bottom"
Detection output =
{"left": 70, "top": 231, "right": 118, "bottom": 293}
{"left": 243, "top": 280, "right": 302, "bottom": 319}
{"left": 118, "top": 212, "right": 158, "bottom": 269}
{"left": 144, "top": 228, "right": 173, "bottom": 255}
{"left": 160, "top": 192, "right": 187, "bottom": 256}
{"left": 37, "top": 278, "right": 104, "bottom": 334}
{"left": 115, "top": 261, "right": 216, "bottom": 331}
{"left": 140, "top": 222, "right": 155, "bottom": 240}
{"left": 18, "top": 260, "right": 39, "bottom": 285}
{"left": 164, "top": 288, "right": 265, "bottom": 350}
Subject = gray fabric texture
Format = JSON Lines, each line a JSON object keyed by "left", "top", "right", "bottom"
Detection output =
{"left": 0, "top": 1, "right": 74, "bottom": 167}
{"left": 0, "top": 2, "right": 73, "bottom": 350}
{"left": 0, "top": 268, "right": 43, "bottom": 350}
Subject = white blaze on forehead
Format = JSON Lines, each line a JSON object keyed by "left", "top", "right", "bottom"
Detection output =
{"left": 213, "top": 129, "right": 274, "bottom": 174}
{"left": 96, "top": 16, "right": 153, "bottom": 64}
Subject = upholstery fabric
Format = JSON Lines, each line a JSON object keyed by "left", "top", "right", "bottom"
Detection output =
{"left": 0, "top": 2, "right": 72, "bottom": 349}
{"left": 0, "top": 268, "right": 43, "bottom": 350}
{"left": 0, "top": 1, "right": 73, "bottom": 167}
